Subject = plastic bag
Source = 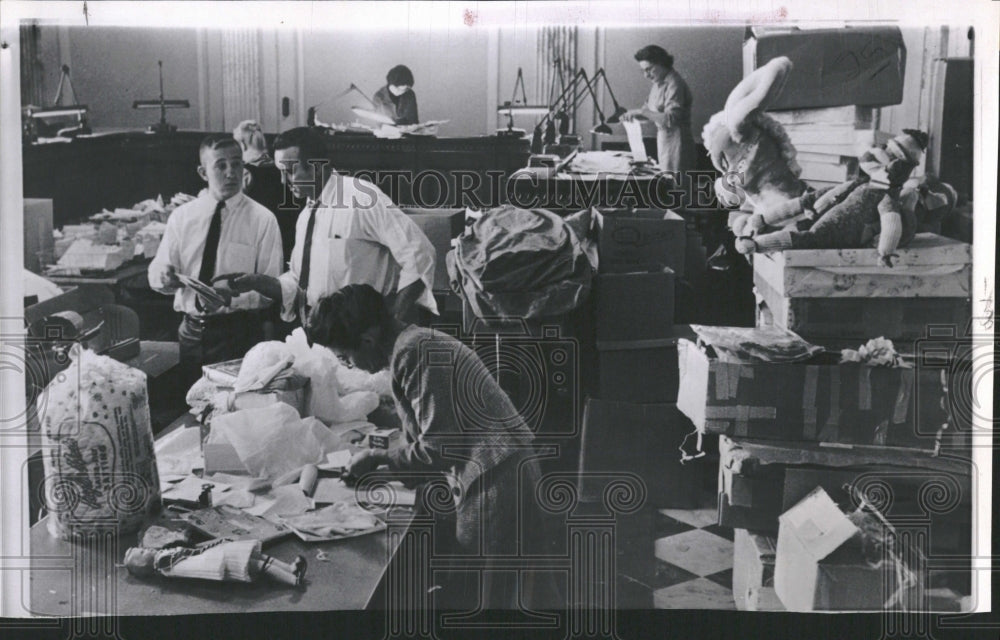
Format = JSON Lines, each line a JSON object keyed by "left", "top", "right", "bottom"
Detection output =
{"left": 40, "top": 348, "right": 161, "bottom": 539}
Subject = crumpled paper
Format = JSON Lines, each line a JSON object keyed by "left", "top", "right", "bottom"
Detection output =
{"left": 840, "top": 337, "right": 910, "bottom": 368}
{"left": 281, "top": 503, "right": 383, "bottom": 541}
{"left": 234, "top": 342, "right": 295, "bottom": 393}
{"left": 207, "top": 403, "right": 339, "bottom": 479}
{"left": 283, "top": 328, "right": 380, "bottom": 424}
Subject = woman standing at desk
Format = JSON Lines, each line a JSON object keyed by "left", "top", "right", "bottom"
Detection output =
{"left": 623, "top": 45, "right": 696, "bottom": 175}
{"left": 371, "top": 65, "right": 419, "bottom": 126}
{"left": 306, "top": 284, "right": 560, "bottom": 610}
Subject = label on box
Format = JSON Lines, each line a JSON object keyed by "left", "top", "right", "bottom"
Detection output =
{"left": 368, "top": 428, "right": 399, "bottom": 450}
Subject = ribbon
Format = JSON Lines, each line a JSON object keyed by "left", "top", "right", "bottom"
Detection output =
{"left": 846, "top": 487, "right": 924, "bottom": 611}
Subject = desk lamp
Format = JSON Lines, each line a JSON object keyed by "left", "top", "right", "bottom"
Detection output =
{"left": 132, "top": 61, "right": 190, "bottom": 134}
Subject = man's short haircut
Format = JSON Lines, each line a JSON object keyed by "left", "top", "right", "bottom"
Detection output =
{"left": 273, "top": 126, "right": 329, "bottom": 163}
{"left": 634, "top": 45, "right": 674, "bottom": 71}
{"left": 198, "top": 134, "right": 242, "bottom": 161}
{"left": 305, "top": 284, "right": 392, "bottom": 350}
{"left": 386, "top": 64, "right": 415, "bottom": 87}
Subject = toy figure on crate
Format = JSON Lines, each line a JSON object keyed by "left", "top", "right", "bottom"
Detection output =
{"left": 733, "top": 130, "right": 958, "bottom": 267}
{"left": 701, "top": 56, "right": 810, "bottom": 239}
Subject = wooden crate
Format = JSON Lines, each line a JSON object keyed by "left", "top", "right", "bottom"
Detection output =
{"left": 755, "top": 275, "right": 971, "bottom": 349}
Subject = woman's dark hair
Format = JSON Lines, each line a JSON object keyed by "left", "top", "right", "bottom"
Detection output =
{"left": 306, "top": 284, "right": 392, "bottom": 350}
{"left": 634, "top": 45, "right": 674, "bottom": 71}
{"left": 273, "top": 126, "right": 329, "bottom": 163}
{"left": 386, "top": 64, "right": 415, "bottom": 87}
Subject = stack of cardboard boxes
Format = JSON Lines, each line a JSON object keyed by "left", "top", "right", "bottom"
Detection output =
{"left": 679, "top": 224, "right": 974, "bottom": 613}
{"left": 744, "top": 26, "right": 907, "bottom": 192}
{"left": 676, "top": 327, "right": 974, "bottom": 611}
{"left": 578, "top": 209, "right": 703, "bottom": 509}
{"left": 690, "top": 25, "right": 975, "bottom": 602}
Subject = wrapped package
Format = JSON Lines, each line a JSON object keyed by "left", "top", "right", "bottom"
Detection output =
{"left": 40, "top": 348, "right": 161, "bottom": 539}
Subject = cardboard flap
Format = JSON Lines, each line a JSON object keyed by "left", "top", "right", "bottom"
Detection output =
{"left": 779, "top": 487, "right": 858, "bottom": 561}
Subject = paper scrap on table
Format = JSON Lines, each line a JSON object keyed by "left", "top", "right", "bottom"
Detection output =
{"left": 243, "top": 497, "right": 277, "bottom": 517}
{"left": 261, "top": 484, "right": 314, "bottom": 518}
{"left": 159, "top": 475, "right": 189, "bottom": 492}
{"left": 161, "top": 475, "right": 231, "bottom": 503}
{"left": 155, "top": 427, "right": 203, "bottom": 477}
{"left": 313, "top": 478, "right": 359, "bottom": 506}
{"left": 155, "top": 427, "right": 202, "bottom": 457}
{"left": 318, "top": 450, "right": 353, "bottom": 471}
{"left": 213, "top": 489, "right": 256, "bottom": 509}
{"left": 208, "top": 473, "right": 271, "bottom": 492}
{"left": 623, "top": 120, "right": 648, "bottom": 163}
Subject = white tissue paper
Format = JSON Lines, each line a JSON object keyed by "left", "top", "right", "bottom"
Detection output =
{"left": 234, "top": 342, "right": 294, "bottom": 393}
{"left": 207, "top": 403, "right": 338, "bottom": 479}
{"left": 283, "top": 328, "right": 379, "bottom": 424}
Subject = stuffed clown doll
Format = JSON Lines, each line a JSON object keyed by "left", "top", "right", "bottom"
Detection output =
{"left": 734, "top": 130, "right": 930, "bottom": 267}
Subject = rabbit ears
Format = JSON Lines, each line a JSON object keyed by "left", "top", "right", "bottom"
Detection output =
{"left": 723, "top": 56, "right": 793, "bottom": 141}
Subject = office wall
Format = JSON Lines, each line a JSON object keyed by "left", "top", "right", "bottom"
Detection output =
{"left": 300, "top": 28, "right": 490, "bottom": 137}
{"left": 64, "top": 27, "right": 203, "bottom": 131}
{"left": 495, "top": 26, "right": 745, "bottom": 149}
{"left": 601, "top": 26, "right": 745, "bottom": 145}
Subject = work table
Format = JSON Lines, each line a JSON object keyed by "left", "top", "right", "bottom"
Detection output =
{"left": 27, "top": 413, "right": 415, "bottom": 615}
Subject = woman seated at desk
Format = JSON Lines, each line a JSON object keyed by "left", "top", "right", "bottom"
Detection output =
{"left": 371, "top": 65, "right": 419, "bottom": 126}
{"left": 306, "top": 284, "right": 561, "bottom": 610}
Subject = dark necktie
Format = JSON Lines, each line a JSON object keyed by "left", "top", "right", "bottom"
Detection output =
{"left": 296, "top": 200, "right": 320, "bottom": 324}
{"left": 297, "top": 200, "right": 320, "bottom": 296}
{"left": 199, "top": 199, "right": 225, "bottom": 283}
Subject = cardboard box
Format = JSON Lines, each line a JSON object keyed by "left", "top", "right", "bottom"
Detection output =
{"left": 233, "top": 384, "right": 309, "bottom": 416}
{"left": 744, "top": 27, "right": 906, "bottom": 109}
{"left": 203, "top": 443, "right": 250, "bottom": 475}
{"left": 594, "top": 269, "right": 674, "bottom": 344}
{"left": 402, "top": 208, "right": 465, "bottom": 291}
{"left": 768, "top": 106, "right": 874, "bottom": 128}
{"left": 367, "top": 428, "right": 399, "bottom": 450}
{"left": 597, "top": 209, "right": 686, "bottom": 277}
{"left": 578, "top": 399, "right": 703, "bottom": 509}
{"left": 753, "top": 234, "right": 972, "bottom": 299}
{"left": 596, "top": 326, "right": 694, "bottom": 404}
{"left": 733, "top": 529, "right": 785, "bottom": 611}
{"left": 775, "top": 487, "right": 921, "bottom": 611}
{"left": 717, "top": 436, "right": 973, "bottom": 552}
{"left": 677, "top": 338, "right": 943, "bottom": 450}
{"left": 24, "top": 199, "right": 54, "bottom": 273}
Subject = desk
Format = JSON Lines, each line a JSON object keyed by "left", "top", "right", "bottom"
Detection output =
{"left": 43, "top": 261, "right": 151, "bottom": 290}
{"left": 27, "top": 414, "right": 413, "bottom": 615}
{"left": 23, "top": 131, "right": 530, "bottom": 226}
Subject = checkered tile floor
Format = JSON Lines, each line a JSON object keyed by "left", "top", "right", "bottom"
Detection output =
{"left": 613, "top": 490, "right": 737, "bottom": 610}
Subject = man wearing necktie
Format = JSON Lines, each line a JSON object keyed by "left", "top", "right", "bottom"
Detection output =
{"left": 223, "top": 126, "right": 437, "bottom": 327}
{"left": 148, "top": 135, "right": 284, "bottom": 387}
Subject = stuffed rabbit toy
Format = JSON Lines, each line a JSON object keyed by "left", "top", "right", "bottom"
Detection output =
{"left": 733, "top": 130, "right": 930, "bottom": 267}
{"left": 703, "top": 56, "right": 809, "bottom": 237}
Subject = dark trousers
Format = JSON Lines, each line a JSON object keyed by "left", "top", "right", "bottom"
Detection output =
{"left": 177, "top": 311, "right": 265, "bottom": 390}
